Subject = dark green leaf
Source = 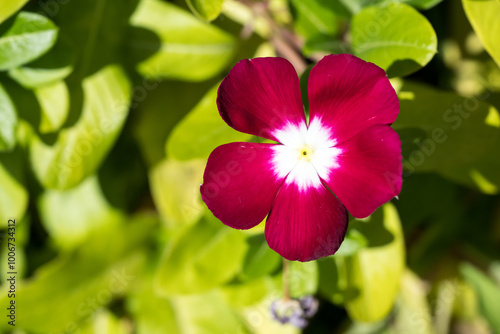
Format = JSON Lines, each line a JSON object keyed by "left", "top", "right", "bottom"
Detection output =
{"left": 394, "top": 81, "right": 500, "bottom": 194}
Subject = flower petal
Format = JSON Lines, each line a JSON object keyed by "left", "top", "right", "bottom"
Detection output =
{"left": 201, "top": 142, "right": 285, "bottom": 229}
{"left": 322, "top": 124, "right": 402, "bottom": 219}
{"left": 308, "top": 54, "right": 398, "bottom": 144}
{"left": 265, "top": 172, "right": 348, "bottom": 261}
{"left": 217, "top": 57, "right": 306, "bottom": 142}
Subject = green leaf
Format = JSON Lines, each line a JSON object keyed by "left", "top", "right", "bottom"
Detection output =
{"left": 166, "top": 83, "right": 251, "bottom": 160}
{"left": 221, "top": 276, "right": 299, "bottom": 334}
{"left": 171, "top": 291, "right": 250, "bottom": 334}
{"left": 239, "top": 234, "right": 281, "bottom": 281}
{"left": 29, "top": 65, "right": 131, "bottom": 190}
{"left": 33, "top": 80, "right": 69, "bottom": 133}
{"left": 149, "top": 158, "right": 205, "bottom": 229}
{"left": 289, "top": 260, "right": 319, "bottom": 297}
{"left": 394, "top": 81, "right": 500, "bottom": 194}
{"left": 38, "top": 175, "right": 123, "bottom": 251}
{"left": 460, "top": 263, "right": 500, "bottom": 332}
{"left": 127, "top": 274, "right": 180, "bottom": 334}
{"left": 79, "top": 310, "right": 130, "bottom": 334}
{"left": 344, "top": 203, "right": 405, "bottom": 322}
{"left": 0, "top": 215, "right": 155, "bottom": 333}
{"left": 462, "top": 0, "right": 500, "bottom": 67}
{"left": 133, "top": 79, "right": 216, "bottom": 166}
{"left": 0, "top": 12, "right": 58, "bottom": 71}
{"left": 404, "top": 0, "right": 443, "bottom": 9}
{"left": 8, "top": 38, "right": 74, "bottom": 88}
{"left": 350, "top": 3, "right": 437, "bottom": 77}
{"left": 290, "top": 0, "right": 343, "bottom": 40}
{"left": 129, "top": 273, "right": 251, "bottom": 334}
{"left": 0, "top": 82, "right": 17, "bottom": 151}
{"left": 340, "top": 0, "right": 443, "bottom": 14}
{"left": 0, "top": 0, "right": 28, "bottom": 25}
{"left": 221, "top": 276, "right": 279, "bottom": 308}
{"left": 336, "top": 225, "right": 369, "bottom": 256}
{"left": 129, "top": 0, "right": 236, "bottom": 81}
{"left": 186, "top": 0, "right": 224, "bottom": 21}
{"left": 155, "top": 215, "right": 248, "bottom": 296}
{"left": 0, "top": 150, "right": 28, "bottom": 228}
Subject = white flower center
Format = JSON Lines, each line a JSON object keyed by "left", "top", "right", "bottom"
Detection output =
{"left": 272, "top": 118, "right": 342, "bottom": 192}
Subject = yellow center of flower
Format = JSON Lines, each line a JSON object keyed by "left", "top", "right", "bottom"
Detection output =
{"left": 298, "top": 145, "right": 313, "bottom": 161}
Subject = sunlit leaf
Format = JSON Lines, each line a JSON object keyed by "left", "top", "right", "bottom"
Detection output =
{"left": 34, "top": 80, "right": 69, "bottom": 133}
{"left": 80, "top": 310, "right": 130, "bottom": 334}
{"left": 0, "top": 12, "right": 58, "bottom": 70}
{"left": 149, "top": 158, "right": 205, "bottom": 229}
{"left": 155, "top": 215, "right": 248, "bottom": 296}
{"left": 29, "top": 65, "right": 131, "bottom": 190}
{"left": 186, "top": 0, "right": 224, "bottom": 21}
{"left": 344, "top": 203, "right": 405, "bottom": 322}
{"left": 351, "top": 3, "right": 437, "bottom": 77}
{"left": 340, "top": 0, "right": 443, "bottom": 14}
{"left": 38, "top": 175, "right": 123, "bottom": 251}
{"left": 404, "top": 0, "right": 443, "bottom": 9}
{"left": 0, "top": 215, "right": 156, "bottom": 333}
{"left": 129, "top": 272, "right": 252, "bottom": 334}
{"left": 8, "top": 39, "right": 74, "bottom": 88}
{"left": 166, "top": 83, "right": 251, "bottom": 160}
{"left": 0, "top": 0, "right": 28, "bottom": 24}
{"left": 462, "top": 0, "right": 500, "bottom": 67}
{"left": 0, "top": 82, "right": 17, "bottom": 151}
{"left": 289, "top": 260, "right": 319, "bottom": 297}
{"left": 172, "top": 291, "right": 250, "bottom": 333}
{"left": 129, "top": 0, "right": 236, "bottom": 81}
{"left": 0, "top": 149, "right": 28, "bottom": 228}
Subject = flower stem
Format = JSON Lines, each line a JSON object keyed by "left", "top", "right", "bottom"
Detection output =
{"left": 283, "top": 258, "right": 291, "bottom": 301}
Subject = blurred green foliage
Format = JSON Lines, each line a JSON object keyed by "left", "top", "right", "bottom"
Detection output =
{"left": 0, "top": 0, "right": 499, "bottom": 333}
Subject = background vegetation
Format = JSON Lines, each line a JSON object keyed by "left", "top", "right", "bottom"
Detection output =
{"left": 0, "top": 0, "right": 500, "bottom": 333}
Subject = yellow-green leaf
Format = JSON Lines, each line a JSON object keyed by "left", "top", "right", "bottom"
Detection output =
{"left": 462, "top": 0, "right": 500, "bottom": 67}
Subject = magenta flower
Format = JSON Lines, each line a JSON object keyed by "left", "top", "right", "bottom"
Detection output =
{"left": 200, "top": 54, "right": 402, "bottom": 262}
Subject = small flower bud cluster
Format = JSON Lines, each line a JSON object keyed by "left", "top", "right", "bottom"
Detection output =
{"left": 270, "top": 295, "right": 319, "bottom": 329}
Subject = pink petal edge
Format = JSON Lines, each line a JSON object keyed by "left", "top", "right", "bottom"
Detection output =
{"left": 217, "top": 57, "right": 306, "bottom": 142}
{"left": 308, "top": 54, "right": 399, "bottom": 145}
